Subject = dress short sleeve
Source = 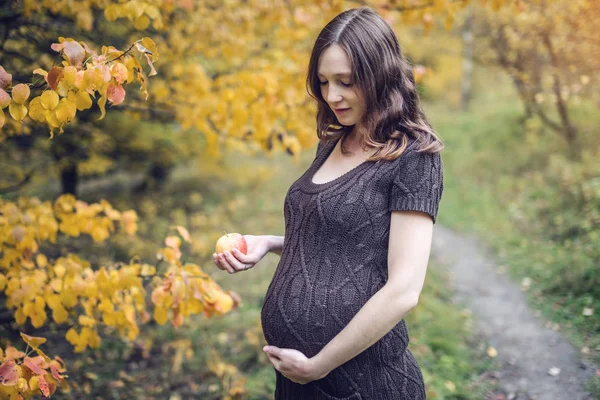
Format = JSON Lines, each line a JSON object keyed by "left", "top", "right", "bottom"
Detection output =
{"left": 388, "top": 147, "right": 444, "bottom": 224}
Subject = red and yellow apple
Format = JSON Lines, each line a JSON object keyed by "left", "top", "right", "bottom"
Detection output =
{"left": 215, "top": 232, "right": 248, "bottom": 255}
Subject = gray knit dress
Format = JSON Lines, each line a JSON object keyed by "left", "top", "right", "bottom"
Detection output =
{"left": 261, "top": 135, "right": 443, "bottom": 399}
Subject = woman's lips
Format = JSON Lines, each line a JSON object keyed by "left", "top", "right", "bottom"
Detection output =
{"left": 335, "top": 108, "right": 351, "bottom": 115}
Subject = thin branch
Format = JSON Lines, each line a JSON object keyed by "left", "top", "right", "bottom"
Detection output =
{"left": 0, "top": 161, "right": 49, "bottom": 194}
{"left": 106, "top": 41, "right": 139, "bottom": 63}
{"left": 0, "top": 49, "right": 36, "bottom": 63}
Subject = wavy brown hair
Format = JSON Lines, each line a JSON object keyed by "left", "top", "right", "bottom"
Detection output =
{"left": 306, "top": 6, "right": 444, "bottom": 160}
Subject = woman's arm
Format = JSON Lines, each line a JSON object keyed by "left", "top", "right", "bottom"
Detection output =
{"left": 266, "top": 235, "right": 284, "bottom": 256}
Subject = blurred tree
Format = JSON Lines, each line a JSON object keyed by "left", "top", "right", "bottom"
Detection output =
{"left": 474, "top": 0, "right": 599, "bottom": 159}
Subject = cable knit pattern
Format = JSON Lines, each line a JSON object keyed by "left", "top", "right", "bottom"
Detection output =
{"left": 261, "top": 135, "right": 443, "bottom": 399}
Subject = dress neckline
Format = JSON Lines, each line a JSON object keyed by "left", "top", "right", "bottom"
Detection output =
{"left": 297, "top": 136, "right": 377, "bottom": 194}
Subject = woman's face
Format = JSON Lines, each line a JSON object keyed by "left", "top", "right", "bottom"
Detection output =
{"left": 317, "top": 44, "right": 366, "bottom": 128}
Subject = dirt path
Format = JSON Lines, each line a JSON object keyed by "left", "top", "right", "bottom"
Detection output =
{"left": 432, "top": 225, "right": 597, "bottom": 400}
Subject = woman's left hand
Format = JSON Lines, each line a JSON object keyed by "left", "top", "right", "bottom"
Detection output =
{"left": 263, "top": 345, "right": 329, "bottom": 385}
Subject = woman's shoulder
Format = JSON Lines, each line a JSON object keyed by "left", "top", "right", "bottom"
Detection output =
{"left": 387, "top": 136, "right": 443, "bottom": 168}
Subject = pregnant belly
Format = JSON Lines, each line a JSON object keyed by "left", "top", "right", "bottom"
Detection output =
{"left": 260, "top": 263, "right": 371, "bottom": 358}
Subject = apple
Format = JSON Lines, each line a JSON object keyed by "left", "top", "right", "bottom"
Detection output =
{"left": 215, "top": 232, "right": 248, "bottom": 255}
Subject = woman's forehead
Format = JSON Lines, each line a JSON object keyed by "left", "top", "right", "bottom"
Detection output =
{"left": 317, "top": 46, "right": 352, "bottom": 76}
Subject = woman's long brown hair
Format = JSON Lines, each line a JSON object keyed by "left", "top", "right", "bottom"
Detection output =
{"left": 306, "top": 6, "right": 444, "bottom": 160}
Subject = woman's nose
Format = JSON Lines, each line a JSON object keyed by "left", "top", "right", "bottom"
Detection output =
{"left": 326, "top": 87, "right": 343, "bottom": 103}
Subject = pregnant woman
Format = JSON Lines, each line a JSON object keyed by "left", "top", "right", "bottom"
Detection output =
{"left": 213, "top": 6, "right": 444, "bottom": 400}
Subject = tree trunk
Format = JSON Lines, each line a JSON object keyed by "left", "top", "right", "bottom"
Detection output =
{"left": 461, "top": 8, "right": 474, "bottom": 111}
{"left": 61, "top": 161, "right": 79, "bottom": 195}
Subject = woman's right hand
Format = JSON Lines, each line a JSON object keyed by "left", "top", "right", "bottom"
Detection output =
{"left": 213, "top": 234, "right": 271, "bottom": 274}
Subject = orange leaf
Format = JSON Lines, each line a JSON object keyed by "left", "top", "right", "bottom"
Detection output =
{"left": 0, "top": 88, "right": 10, "bottom": 109}
{"left": 23, "top": 357, "right": 46, "bottom": 375}
{"left": 111, "top": 63, "right": 128, "bottom": 85}
{"left": 47, "top": 67, "right": 64, "bottom": 91}
{"left": 50, "top": 361, "right": 65, "bottom": 382}
{"left": 4, "top": 346, "right": 26, "bottom": 361}
{"left": 176, "top": 226, "right": 192, "bottom": 243}
{"left": 165, "top": 236, "right": 181, "bottom": 249}
{"left": 37, "top": 373, "right": 50, "bottom": 397}
{"left": 63, "top": 41, "right": 85, "bottom": 67}
{"left": 0, "top": 360, "right": 19, "bottom": 386}
{"left": 0, "top": 65, "right": 12, "bottom": 89}
{"left": 107, "top": 83, "right": 126, "bottom": 105}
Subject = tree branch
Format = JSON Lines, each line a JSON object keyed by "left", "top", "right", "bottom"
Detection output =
{"left": 0, "top": 161, "right": 48, "bottom": 194}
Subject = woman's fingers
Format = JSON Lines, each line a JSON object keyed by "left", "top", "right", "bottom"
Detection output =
{"left": 223, "top": 251, "right": 252, "bottom": 272}
{"left": 213, "top": 253, "right": 234, "bottom": 274}
{"left": 231, "top": 248, "right": 255, "bottom": 264}
{"left": 213, "top": 251, "right": 252, "bottom": 273}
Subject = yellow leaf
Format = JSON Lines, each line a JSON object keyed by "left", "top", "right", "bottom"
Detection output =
{"left": 144, "top": 5, "right": 160, "bottom": 19}
{"left": 65, "top": 327, "right": 79, "bottom": 345}
{"left": 23, "top": 301, "right": 34, "bottom": 317}
{"left": 62, "top": 66, "right": 78, "bottom": 86}
{"left": 0, "top": 109, "right": 4, "bottom": 129}
{"left": 15, "top": 308, "right": 26, "bottom": 325}
{"left": 8, "top": 101, "right": 27, "bottom": 121}
{"left": 102, "top": 311, "right": 116, "bottom": 326}
{"left": 60, "top": 290, "right": 77, "bottom": 308}
{"left": 134, "top": 14, "right": 150, "bottom": 30}
{"left": 45, "top": 110, "right": 61, "bottom": 128}
{"left": 29, "top": 375, "right": 39, "bottom": 392}
{"left": 52, "top": 305, "right": 68, "bottom": 324}
{"left": 20, "top": 332, "right": 47, "bottom": 351}
{"left": 17, "top": 377, "right": 28, "bottom": 391}
{"left": 36, "top": 254, "right": 48, "bottom": 268}
{"left": 30, "top": 309, "right": 47, "bottom": 328}
{"left": 54, "top": 264, "right": 66, "bottom": 278}
{"left": 97, "top": 94, "right": 107, "bottom": 120}
{"left": 140, "top": 264, "right": 156, "bottom": 276}
{"left": 11, "top": 83, "right": 30, "bottom": 104}
{"left": 46, "top": 294, "right": 61, "bottom": 310}
{"left": 88, "top": 330, "right": 101, "bottom": 348}
{"left": 27, "top": 96, "right": 46, "bottom": 122}
{"left": 41, "top": 91, "right": 59, "bottom": 110}
{"left": 35, "top": 295, "right": 46, "bottom": 310}
{"left": 104, "top": 4, "right": 119, "bottom": 22}
{"left": 141, "top": 37, "right": 158, "bottom": 57}
{"left": 50, "top": 278, "right": 62, "bottom": 293}
{"left": 121, "top": 210, "right": 138, "bottom": 235}
{"left": 487, "top": 347, "right": 498, "bottom": 357}
{"left": 0, "top": 273, "right": 6, "bottom": 291}
{"left": 154, "top": 306, "right": 168, "bottom": 325}
{"left": 78, "top": 315, "right": 96, "bottom": 327}
{"left": 85, "top": 372, "right": 98, "bottom": 380}
{"left": 54, "top": 98, "right": 77, "bottom": 124}
{"left": 32, "top": 67, "right": 48, "bottom": 78}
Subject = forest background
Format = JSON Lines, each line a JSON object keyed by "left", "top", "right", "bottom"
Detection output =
{"left": 0, "top": 0, "right": 598, "bottom": 399}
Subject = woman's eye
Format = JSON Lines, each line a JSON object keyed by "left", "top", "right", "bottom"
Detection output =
{"left": 319, "top": 81, "right": 328, "bottom": 85}
{"left": 341, "top": 82, "right": 352, "bottom": 87}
